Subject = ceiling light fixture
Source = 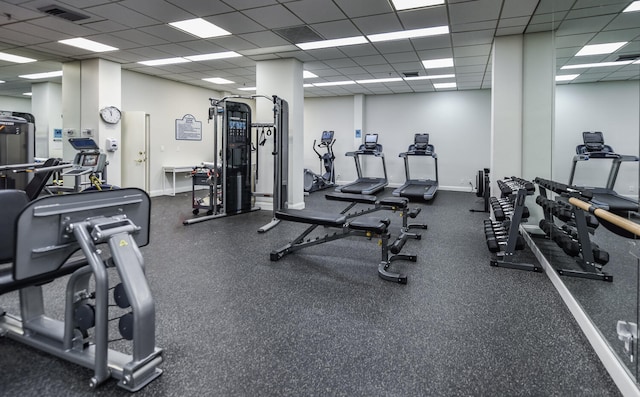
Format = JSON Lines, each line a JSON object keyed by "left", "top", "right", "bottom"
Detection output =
{"left": 58, "top": 38, "right": 118, "bottom": 52}
{"left": 203, "top": 77, "right": 234, "bottom": 84}
{"left": 391, "top": 0, "right": 445, "bottom": 11}
{"left": 303, "top": 71, "right": 318, "bottom": 78}
{"left": 296, "top": 36, "right": 367, "bottom": 50}
{"left": 0, "top": 51, "right": 36, "bottom": 63}
{"left": 623, "top": 1, "right": 640, "bottom": 12}
{"left": 575, "top": 42, "right": 628, "bottom": 56}
{"left": 356, "top": 77, "right": 403, "bottom": 84}
{"left": 0, "top": 80, "right": 5, "bottom": 83}
{"left": 185, "top": 52, "right": 241, "bottom": 61}
{"left": 238, "top": 86, "right": 256, "bottom": 91}
{"left": 433, "top": 82, "right": 456, "bottom": 89}
{"left": 303, "top": 83, "right": 315, "bottom": 88}
{"left": 138, "top": 57, "right": 191, "bottom": 66}
{"left": 555, "top": 74, "right": 580, "bottom": 82}
{"left": 23, "top": 92, "right": 32, "bottom": 96}
{"left": 561, "top": 60, "right": 633, "bottom": 69}
{"left": 312, "top": 81, "right": 357, "bottom": 87}
{"left": 169, "top": 18, "right": 231, "bottom": 38}
{"left": 19, "top": 71, "right": 63, "bottom": 79}
{"left": 368, "top": 26, "right": 449, "bottom": 42}
{"left": 404, "top": 74, "right": 455, "bottom": 80}
{"left": 422, "top": 58, "right": 454, "bottom": 69}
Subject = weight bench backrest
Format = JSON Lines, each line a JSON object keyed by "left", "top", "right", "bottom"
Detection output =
{"left": 0, "top": 190, "right": 29, "bottom": 263}
{"left": 24, "top": 158, "right": 59, "bottom": 201}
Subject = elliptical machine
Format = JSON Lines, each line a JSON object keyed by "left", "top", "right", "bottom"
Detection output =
{"left": 304, "top": 130, "right": 336, "bottom": 193}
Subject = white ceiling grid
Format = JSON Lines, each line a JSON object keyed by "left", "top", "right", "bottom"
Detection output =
{"left": 0, "top": 0, "right": 637, "bottom": 98}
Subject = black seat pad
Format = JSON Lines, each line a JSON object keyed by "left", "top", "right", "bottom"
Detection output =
{"left": 325, "top": 192, "right": 377, "bottom": 204}
{"left": 348, "top": 217, "right": 390, "bottom": 234}
{"left": 378, "top": 197, "right": 408, "bottom": 208}
{"left": 275, "top": 209, "right": 346, "bottom": 227}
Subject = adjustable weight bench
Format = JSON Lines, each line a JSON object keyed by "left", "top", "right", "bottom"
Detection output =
{"left": 0, "top": 188, "right": 163, "bottom": 391}
{"left": 270, "top": 209, "right": 417, "bottom": 283}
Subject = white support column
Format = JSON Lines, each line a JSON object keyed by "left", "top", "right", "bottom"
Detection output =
{"left": 255, "top": 58, "right": 304, "bottom": 210}
{"left": 491, "top": 35, "right": 524, "bottom": 195}
{"left": 353, "top": 94, "right": 364, "bottom": 147}
{"left": 31, "top": 82, "right": 62, "bottom": 158}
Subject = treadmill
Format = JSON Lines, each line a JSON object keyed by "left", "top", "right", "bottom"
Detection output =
{"left": 392, "top": 133, "right": 438, "bottom": 201}
{"left": 568, "top": 131, "right": 639, "bottom": 216}
{"left": 336, "top": 133, "right": 388, "bottom": 195}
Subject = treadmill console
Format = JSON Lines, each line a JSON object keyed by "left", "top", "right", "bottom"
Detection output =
{"left": 577, "top": 131, "right": 613, "bottom": 155}
{"left": 364, "top": 134, "right": 378, "bottom": 150}
{"left": 414, "top": 133, "right": 429, "bottom": 150}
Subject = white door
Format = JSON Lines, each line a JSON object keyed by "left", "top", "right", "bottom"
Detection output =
{"left": 121, "top": 111, "right": 149, "bottom": 191}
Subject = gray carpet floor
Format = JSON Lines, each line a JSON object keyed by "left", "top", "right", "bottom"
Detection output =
{"left": 0, "top": 189, "right": 622, "bottom": 396}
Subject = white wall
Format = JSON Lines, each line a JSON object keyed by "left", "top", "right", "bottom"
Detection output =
{"left": 555, "top": 80, "right": 640, "bottom": 197}
{"left": 121, "top": 70, "right": 224, "bottom": 196}
{"left": 304, "top": 90, "right": 492, "bottom": 192}
{"left": 0, "top": 96, "right": 31, "bottom": 113}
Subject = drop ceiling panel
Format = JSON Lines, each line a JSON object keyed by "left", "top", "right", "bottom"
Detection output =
{"left": 119, "top": 0, "right": 192, "bottom": 23}
{"left": 565, "top": 4, "right": 628, "bottom": 20}
{"left": 450, "top": 20, "right": 498, "bottom": 33}
{"left": 285, "top": 0, "right": 347, "bottom": 24}
{"left": 417, "top": 48, "right": 454, "bottom": 60}
{"left": 605, "top": 12, "right": 640, "bottom": 31}
{"left": 556, "top": 15, "right": 617, "bottom": 36}
{"left": 373, "top": 40, "right": 416, "bottom": 53}
{"left": 410, "top": 35, "right": 452, "bottom": 51}
{"left": 165, "top": 0, "right": 233, "bottom": 17}
{"left": 209, "top": 36, "right": 258, "bottom": 51}
{"left": 332, "top": 0, "right": 393, "bottom": 18}
{"left": 112, "top": 28, "right": 171, "bottom": 46}
{"left": 4, "top": 21, "right": 67, "bottom": 41}
{"left": 84, "top": 3, "right": 158, "bottom": 28}
{"left": 310, "top": 20, "right": 360, "bottom": 40}
{"left": 452, "top": 30, "right": 495, "bottom": 47}
{"left": 453, "top": 44, "right": 492, "bottom": 57}
{"left": 30, "top": 15, "right": 96, "bottom": 37}
{"left": 353, "top": 54, "right": 387, "bottom": 66}
{"left": 397, "top": 6, "right": 448, "bottom": 29}
{"left": 241, "top": 5, "right": 304, "bottom": 29}
{"left": 501, "top": 0, "right": 539, "bottom": 18}
{"left": 81, "top": 19, "right": 129, "bottom": 33}
{"left": 224, "top": 0, "right": 277, "bottom": 11}
{"left": 240, "top": 31, "right": 291, "bottom": 47}
{"left": 534, "top": 0, "right": 575, "bottom": 14}
{"left": 448, "top": 0, "right": 502, "bottom": 25}
{"left": 352, "top": 14, "right": 403, "bottom": 35}
{"left": 339, "top": 43, "right": 378, "bottom": 57}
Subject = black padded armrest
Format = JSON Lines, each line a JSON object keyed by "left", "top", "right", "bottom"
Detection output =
{"left": 325, "top": 192, "right": 377, "bottom": 204}
{"left": 275, "top": 209, "right": 346, "bottom": 227}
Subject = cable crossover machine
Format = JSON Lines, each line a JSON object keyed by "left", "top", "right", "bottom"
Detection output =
{"left": 183, "top": 95, "right": 289, "bottom": 234}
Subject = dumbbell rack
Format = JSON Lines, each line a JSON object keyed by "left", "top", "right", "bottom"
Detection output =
{"left": 534, "top": 177, "right": 611, "bottom": 282}
{"left": 485, "top": 177, "right": 542, "bottom": 272}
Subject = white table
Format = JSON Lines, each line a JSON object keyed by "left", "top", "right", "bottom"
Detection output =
{"left": 162, "top": 165, "right": 194, "bottom": 196}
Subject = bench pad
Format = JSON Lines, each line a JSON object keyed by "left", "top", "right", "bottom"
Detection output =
{"left": 275, "top": 209, "right": 346, "bottom": 227}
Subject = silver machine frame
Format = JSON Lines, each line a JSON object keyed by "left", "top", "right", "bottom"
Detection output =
{"left": 0, "top": 188, "right": 162, "bottom": 391}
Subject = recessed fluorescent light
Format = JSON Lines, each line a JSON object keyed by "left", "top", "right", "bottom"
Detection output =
{"left": 422, "top": 58, "right": 454, "bottom": 69}
{"left": 203, "top": 77, "right": 234, "bottom": 84}
{"left": 0, "top": 51, "right": 36, "bottom": 63}
{"left": 561, "top": 60, "right": 633, "bottom": 69}
{"left": 169, "top": 18, "right": 231, "bottom": 38}
{"left": 304, "top": 83, "right": 315, "bottom": 88}
{"left": 185, "top": 52, "right": 241, "bottom": 61}
{"left": 238, "top": 86, "right": 256, "bottom": 91}
{"left": 303, "top": 70, "right": 318, "bottom": 78}
{"left": 296, "top": 36, "right": 367, "bottom": 50}
{"left": 433, "top": 82, "right": 456, "bottom": 89}
{"left": 368, "top": 26, "right": 449, "bottom": 42}
{"left": 0, "top": 80, "right": 4, "bottom": 83}
{"left": 556, "top": 74, "right": 579, "bottom": 81}
{"left": 19, "top": 71, "right": 63, "bottom": 79}
{"left": 356, "top": 77, "right": 403, "bottom": 84}
{"left": 404, "top": 74, "right": 455, "bottom": 80}
{"left": 138, "top": 57, "right": 191, "bottom": 66}
{"left": 575, "top": 42, "right": 627, "bottom": 56}
{"left": 623, "top": 1, "right": 640, "bottom": 12}
{"left": 312, "top": 81, "right": 356, "bottom": 87}
{"left": 58, "top": 38, "right": 118, "bottom": 52}
{"left": 391, "top": 0, "right": 445, "bottom": 11}
{"left": 23, "top": 92, "right": 32, "bottom": 96}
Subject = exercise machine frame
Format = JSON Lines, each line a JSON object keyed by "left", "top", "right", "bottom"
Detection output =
{"left": 392, "top": 133, "right": 438, "bottom": 201}
{"left": 336, "top": 133, "right": 388, "bottom": 195}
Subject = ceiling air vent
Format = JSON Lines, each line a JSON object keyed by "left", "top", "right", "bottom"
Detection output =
{"left": 273, "top": 25, "right": 324, "bottom": 44}
{"left": 616, "top": 54, "right": 640, "bottom": 62}
{"left": 403, "top": 72, "right": 420, "bottom": 78}
{"left": 38, "top": 5, "right": 89, "bottom": 22}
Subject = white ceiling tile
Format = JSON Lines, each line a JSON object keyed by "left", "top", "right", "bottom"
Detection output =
{"left": 84, "top": 3, "right": 158, "bottom": 28}
{"left": 396, "top": 5, "right": 448, "bottom": 29}
{"left": 556, "top": 15, "right": 617, "bottom": 36}
{"left": 240, "top": 31, "right": 290, "bottom": 47}
{"left": 120, "top": 0, "right": 192, "bottom": 23}
{"left": 80, "top": 19, "right": 129, "bottom": 33}
{"left": 373, "top": 40, "right": 416, "bottom": 53}
{"left": 535, "top": 0, "right": 575, "bottom": 14}
{"left": 224, "top": 0, "right": 278, "bottom": 10}
{"left": 451, "top": 30, "right": 495, "bottom": 47}
{"left": 285, "top": 0, "right": 347, "bottom": 24}
{"left": 4, "top": 21, "right": 67, "bottom": 41}
{"left": 352, "top": 14, "right": 403, "bottom": 35}
{"left": 112, "top": 28, "right": 171, "bottom": 46}
{"left": 453, "top": 44, "right": 492, "bottom": 57}
{"left": 363, "top": 64, "right": 395, "bottom": 73}
{"left": 310, "top": 20, "right": 360, "bottom": 39}
{"left": 498, "top": 17, "right": 531, "bottom": 28}
{"left": 241, "top": 5, "right": 304, "bottom": 29}
{"left": 165, "top": 0, "right": 234, "bottom": 16}
{"left": 324, "top": 58, "right": 358, "bottom": 68}
{"left": 383, "top": 52, "right": 419, "bottom": 63}
{"left": 496, "top": 27, "right": 526, "bottom": 36}
{"left": 353, "top": 55, "right": 387, "bottom": 66}
{"left": 501, "top": 0, "right": 539, "bottom": 18}
{"left": 565, "top": 4, "right": 628, "bottom": 20}
{"left": 410, "top": 35, "right": 451, "bottom": 51}
{"left": 417, "top": 48, "right": 454, "bottom": 60}
{"left": 450, "top": 20, "right": 497, "bottom": 33}
{"left": 339, "top": 44, "right": 379, "bottom": 57}
{"left": 448, "top": 0, "right": 501, "bottom": 25}
{"left": 332, "top": 0, "right": 393, "bottom": 18}
{"left": 605, "top": 13, "right": 640, "bottom": 31}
